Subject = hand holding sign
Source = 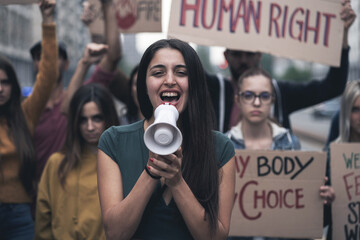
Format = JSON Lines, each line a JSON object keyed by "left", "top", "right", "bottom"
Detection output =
{"left": 319, "top": 177, "right": 336, "bottom": 205}
{"left": 341, "top": 0, "right": 356, "bottom": 30}
{"left": 340, "top": 0, "right": 356, "bottom": 48}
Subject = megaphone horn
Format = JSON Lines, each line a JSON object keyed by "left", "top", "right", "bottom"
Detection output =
{"left": 144, "top": 103, "right": 183, "bottom": 155}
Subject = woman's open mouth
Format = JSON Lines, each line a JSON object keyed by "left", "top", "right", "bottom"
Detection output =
{"left": 160, "top": 91, "right": 180, "bottom": 104}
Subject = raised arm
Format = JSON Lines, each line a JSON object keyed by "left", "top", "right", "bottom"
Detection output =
{"left": 341, "top": 0, "right": 356, "bottom": 49}
{"left": 98, "top": 0, "right": 121, "bottom": 72}
{"left": 277, "top": 0, "right": 356, "bottom": 122}
{"left": 97, "top": 150, "right": 158, "bottom": 240}
{"left": 62, "top": 0, "right": 121, "bottom": 113}
{"left": 60, "top": 43, "right": 108, "bottom": 113}
{"left": 22, "top": 0, "right": 58, "bottom": 131}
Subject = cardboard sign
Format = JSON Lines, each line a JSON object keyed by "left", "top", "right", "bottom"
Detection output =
{"left": 330, "top": 143, "right": 360, "bottom": 240}
{"left": 168, "top": 0, "right": 344, "bottom": 67}
{"left": 0, "top": 0, "right": 37, "bottom": 4}
{"left": 87, "top": 0, "right": 162, "bottom": 36}
{"left": 229, "top": 150, "right": 326, "bottom": 238}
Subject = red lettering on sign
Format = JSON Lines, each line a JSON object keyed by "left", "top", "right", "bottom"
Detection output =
{"left": 237, "top": 180, "right": 305, "bottom": 221}
{"left": 180, "top": 0, "right": 201, "bottom": 27}
{"left": 267, "top": 4, "right": 336, "bottom": 47}
{"left": 343, "top": 172, "right": 360, "bottom": 201}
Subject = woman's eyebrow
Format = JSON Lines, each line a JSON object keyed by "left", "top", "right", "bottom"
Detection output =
{"left": 148, "top": 64, "right": 165, "bottom": 71}
{"left": 174, "top": 64, "right": 187, "bottom": 69}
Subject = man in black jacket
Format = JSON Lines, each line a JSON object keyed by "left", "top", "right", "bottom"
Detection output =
{"left": 208, "top": 0, "right": 356, "bottom": 133}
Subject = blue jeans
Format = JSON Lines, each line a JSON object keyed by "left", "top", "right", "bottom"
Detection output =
{"left": 0, "top": 203, "right": 34, "bottom": 240}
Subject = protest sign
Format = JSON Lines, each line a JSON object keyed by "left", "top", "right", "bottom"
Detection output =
{"left": 330, "top": 143, "right": 360, "bottom": 240}
{"left": 229, "top": 150, "right": 326, "bottom": 238}
{"left": 87, "top": 0, "right": 162, "bottom": 36}
{"left": 0, "top": 0, "right": 37, "bottom": 4}
{"left": 168, "top": 0, "right": 344, "bottom": 67}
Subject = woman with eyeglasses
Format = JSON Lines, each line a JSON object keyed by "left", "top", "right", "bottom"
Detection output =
{"left": 227, "top": 67, "right": 300, "bottom": 151}
{"left": 227, "top": 68, "right": 333, "bottom": 240}
{"left": 226, "top": 69, "right": 318, "bottom": 240}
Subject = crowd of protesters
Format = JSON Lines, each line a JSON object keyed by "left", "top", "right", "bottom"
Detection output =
{"left": 0, "top": 0, "right": 358, "bottom": 239}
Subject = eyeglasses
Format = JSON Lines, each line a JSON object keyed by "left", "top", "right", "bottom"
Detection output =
{"left": 238, "top": 91, "right": 273, "bottom": 105}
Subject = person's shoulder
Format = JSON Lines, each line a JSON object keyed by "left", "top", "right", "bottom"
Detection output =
{"left": 44, "top": 152, "right": 64, "bottom": 172}
{"left": 100, "top": 120, "right": 144, "bottom": 144}
{"left": 212, "top": 130, "right": 235, "bottom": 166}
{"left": 106, "top": 120, "right": 143, "bottom": 134}
{"left": 212, "top": 130, "right": 234, "bottom": 146}
{"left": 270, "top": 122, "right": 301, "bottom": 150}
{"left": 48, "top": 152, "right": 64, "bottom": 163}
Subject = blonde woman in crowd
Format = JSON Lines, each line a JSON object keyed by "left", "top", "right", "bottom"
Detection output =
{"left": 324, "top": 80, "right": 360, "bottom": 240}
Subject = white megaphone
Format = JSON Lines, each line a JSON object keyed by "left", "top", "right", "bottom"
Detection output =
{"left": 144, "top": 103, "right": 183, "bottom": 155}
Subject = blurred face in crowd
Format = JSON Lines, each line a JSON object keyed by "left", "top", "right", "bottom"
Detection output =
{"left": 79, "top": 101, "right": 106, "bottom": 145}
{"left": 236, "top": 74, "right": 274, "bottom": 125}
{"left": 350, "top": 95, "right": 360, "bottom": 141}
{"left": 224, "top": 50, "right": 262, "bottom": 82}
{"left": 146, "top": 48, "right": 189, "bottom": 115}
{"left": 32, "top": 52, "right": 69, "bottom": 84}
{"left": 0, "top": 69, "right": 12, "bottom": 106}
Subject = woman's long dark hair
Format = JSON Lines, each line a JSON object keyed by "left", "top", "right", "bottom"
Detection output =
{"left": 137, "top": 39, "right": 219, "bottom": 230}
{"left": 0, "top": 55, "right": 36, "bottom": 197}
{"left": 58, "top": 84, "right": 119, "bottom": 187}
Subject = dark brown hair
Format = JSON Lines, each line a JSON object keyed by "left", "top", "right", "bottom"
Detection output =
{"left": 58, "top": 84, "right": 119, "bottom": 187}
{"left": 0, "top": 55, "right": 36, "bottom": 197}
{"left": 137, "top": 39, "right": 219, "bottom": 231}
{"left": 237, "top": 67, "right": 275, "bottom": 94}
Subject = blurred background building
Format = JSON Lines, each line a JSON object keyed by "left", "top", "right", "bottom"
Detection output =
{"left": 0, "top": 1, "right": 141, "bottom": 88}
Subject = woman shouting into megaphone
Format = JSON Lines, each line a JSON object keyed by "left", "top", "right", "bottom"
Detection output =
{"left": 97, "top": 39, "right": 236, "bottom": 240}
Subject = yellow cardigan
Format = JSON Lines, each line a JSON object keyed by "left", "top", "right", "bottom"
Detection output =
{"left": 0, "top": 23, "right": 58, "bottom": 203}
{"left": 35, "top": 150, "right": 106, "bottom": 240}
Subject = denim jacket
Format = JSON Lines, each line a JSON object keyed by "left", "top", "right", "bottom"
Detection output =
{"left": 226, "top": 121, "right": 301, "bottom": 150}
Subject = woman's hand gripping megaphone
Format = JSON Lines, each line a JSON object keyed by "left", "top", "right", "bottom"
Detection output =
{"left": 147, "top": 147, "right": 184, "bottom": 187}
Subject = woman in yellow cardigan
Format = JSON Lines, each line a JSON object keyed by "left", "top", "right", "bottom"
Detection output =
{"left": 35, "top": 84, "right": 119, "bottom": 240}
{"left": 0, "top": 1, "right": 58, "bottom": 239}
